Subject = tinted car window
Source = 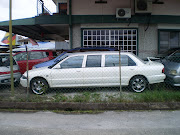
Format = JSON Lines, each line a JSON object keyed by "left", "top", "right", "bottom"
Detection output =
{"left": 14, "top": 52, "right": 27, "bottom": 61}
{"left": 44, "top": 52, "right": 49, "bottom": 58}
{"left": 105, "top": 55, "right": 136, "bottom": 67}
{"left": 30, "top": 52, "right": 44, "bottom": 60}
{"left": 0, "top": 55, "right": 17, "bottom": 66}
{"left": 52, "top": 52, "right": 58, "bottom": 57}
{"left": 60, "top": 56, "right": 84, "bottom": 69}
{"left": 167, "top": 50, "right": 180, "bottom": 62}
{"left": 86, "top": 55, "right": 101, "bottom": 67}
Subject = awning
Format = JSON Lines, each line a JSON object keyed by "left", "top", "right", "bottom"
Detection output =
{"left": 0, "top": 15, "right": 69, "bottom": 41}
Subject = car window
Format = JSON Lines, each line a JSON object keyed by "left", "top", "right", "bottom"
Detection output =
{"left": 52, "top": 52, "right": 58, "bottom": 57}
{"left": 43, "top": 52, "right": 49, "bottom": 58}
{"left": 60, "top": 56, "right": 84, "bottom": 69}
{"left": 168, "top": 50, "right": 180, "bottom": 62}
{"left": 0, "top": 55, "right": 17, "bottom": 66}
{"left": 30, "top": 52, "right": 44, "bottom": 60}
{"left": 86, "top": 55, "right": 101, "bottom": 67}
{"left": 105, "top": 55, "right": 136, "bottom": 67}
{"left": 13, "top": 52, "right": 27, "bottom": 61}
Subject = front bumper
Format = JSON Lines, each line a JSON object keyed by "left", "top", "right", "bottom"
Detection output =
{"left": 20, "top": 77, "right": 28, "bottom": 87}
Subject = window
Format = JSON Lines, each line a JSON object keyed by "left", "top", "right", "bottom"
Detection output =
{"left": 83, "top": 29, "right": 137, "bottom": 55}
{"left": 60, "top": 56, "right": 84, "bottom": 69}
{"left": 30, "top": 52, "right": 44, "bottom": 60}
{"left": 0, "top": 55, "right": 16, "bottom": 66}
{"left": 43, "top": 52, "right": 49, "bottom": 58}
{"left": 14, "top": 52, "right": 27, "bottom": 61}
{"left": 105, "top": 55, "right": 136, "bottom": 67}
{"left": 86, "top": 55, "right": 101, "bottom": 67}
{"left": 159, "top": 30, "right": 180, "bottom": 53}
{"left": 52, "top": 52, "right": 58, "bottom": 57}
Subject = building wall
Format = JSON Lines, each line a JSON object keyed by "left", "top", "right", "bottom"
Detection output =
{"left": 72, "top": 23, "right": 159, "bottom": 59}
{"left": 69, "top": 0, "right": 180, "bottom": 58}
{"left": 70, "top": 0, "right": 180, "bottom": 16}
{"left": 138, "top": 24, "right": 158, "bottom": 58}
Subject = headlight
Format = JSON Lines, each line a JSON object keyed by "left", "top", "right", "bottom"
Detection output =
{"left": 21, "top": 75, "right": 27, "bottom": 79}
{"left": 169, "top": 70, "right": 177, "bottom": 75}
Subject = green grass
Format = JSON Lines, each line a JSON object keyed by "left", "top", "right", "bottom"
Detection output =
{"left": 133, "top": 90, "right": 180, "bottom": 102}
{"left": 0, "top": 86, "right": 180, "bottom": 103}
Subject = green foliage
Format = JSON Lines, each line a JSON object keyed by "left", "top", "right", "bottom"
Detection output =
{"left": 133, "top": 90, "right": 180, "bottom": 102}
{"left": 53, "top": 94, "right": 70, "bottom": 102}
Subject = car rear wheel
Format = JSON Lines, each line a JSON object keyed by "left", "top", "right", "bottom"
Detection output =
{"left": 129, "top": 76, "right": 147, "bottom": 92}
{"left": 30, "top": 78, "right": 49, "bottom": 95}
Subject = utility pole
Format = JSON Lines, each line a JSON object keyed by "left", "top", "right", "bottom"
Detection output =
{"left": 9, "top": 0, "right": 15, "bottom": 96}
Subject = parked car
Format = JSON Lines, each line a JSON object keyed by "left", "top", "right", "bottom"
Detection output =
{"left": 145, "top": 48, "right": 180, "bottom": 61}
{"left": 0, "top": 53, "right": 21, "bottom": 86}
{"left": 13, "top": 50, "right": 57, "bottom": 74}
{"left": 32, "top": 47, "right": 118, "bottom": 69}
{"left": 20, "top": 51, "right": 165, "bottom": 95}
{"left": 162, "top": 49, "right": 180, "bottom": 86}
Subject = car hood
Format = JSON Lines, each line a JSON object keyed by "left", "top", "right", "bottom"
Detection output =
{"left": 34, "top": 59, "right": 55, "bottom": 68}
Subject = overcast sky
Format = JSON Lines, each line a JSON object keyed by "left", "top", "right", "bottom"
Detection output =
{"left": 0, "top": 0, "right": 56, "bottom": 44}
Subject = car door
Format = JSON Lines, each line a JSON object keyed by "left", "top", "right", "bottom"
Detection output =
{"left": 103, "top": 54, "right": 136, "bottom": 86}
{"left": 83, "top": 55, "right": 103, "bottom": 86}
{"left": 50, "top": 55, "right": 84, "bottom": 87}
{"left": 13, "top": 52, "right": 28, "bottom": 74}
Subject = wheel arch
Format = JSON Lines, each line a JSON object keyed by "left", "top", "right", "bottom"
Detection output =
{"left": 129, "top": 75, "right": 149, "bottom": 85}
{"left": 30, "top": 76, "right": 50, "bottom": 87}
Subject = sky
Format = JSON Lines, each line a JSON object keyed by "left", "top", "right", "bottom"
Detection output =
{"left": 0, "top": 0, "right": 56, "bottom": 44}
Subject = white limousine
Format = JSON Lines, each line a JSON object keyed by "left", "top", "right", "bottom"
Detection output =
{"left": 20, "top": 51, "right": 166, "bottom": 94}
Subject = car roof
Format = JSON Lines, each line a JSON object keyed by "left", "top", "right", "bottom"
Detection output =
{"left": 14, "top": 49, "right": 54, "bottom": 54}
{"left": 66, "top": 51, "right": 132, "bottom": 55}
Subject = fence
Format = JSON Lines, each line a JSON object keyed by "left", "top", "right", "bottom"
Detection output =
{"left": 0, "top": 50, "right": 180, "bottom": 104}
{"left": 37, "top": 0, "right": 54, "bottom": 16}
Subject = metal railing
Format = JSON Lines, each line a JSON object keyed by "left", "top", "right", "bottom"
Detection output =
{"left": 37, "top": 0, "right": 53, "bottom": 16}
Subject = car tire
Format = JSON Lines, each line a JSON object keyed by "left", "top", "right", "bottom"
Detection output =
{"left": 14, "top": 81, "right": 20, "bottom": 87}
{"left": 30, "top": 78, "right": 49, "bottom": 95}
{"left": 129, "top": 76, "right": 147, "bottom": 92}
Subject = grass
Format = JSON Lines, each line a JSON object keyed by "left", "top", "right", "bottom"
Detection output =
{"left": 0, "top": 84, "right": 180, "bottom": 103}
{"left": 133, "top": 90, "right": 180, "bottom": 102}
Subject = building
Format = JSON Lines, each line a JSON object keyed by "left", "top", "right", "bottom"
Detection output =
{"left": 0, "top": 0, "right": 180, "bottom": 59}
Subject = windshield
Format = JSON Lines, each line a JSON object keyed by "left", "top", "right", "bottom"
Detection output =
{"left": 49, "top": 53, "right": 70, "bottom": 68}
{"left": 54, "top": 53, "right": 69, "bottom": 62}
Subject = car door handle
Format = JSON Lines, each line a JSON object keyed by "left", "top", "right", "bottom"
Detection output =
{"left": 76, "top": 71, "right": 81, "bottom": 72}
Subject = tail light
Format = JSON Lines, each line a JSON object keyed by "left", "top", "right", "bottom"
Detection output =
{"left": 0, "top": 70, "right": 19, "bottom": 75}
{"left": 162, "top": 68, "right": 164, "bottom": 73}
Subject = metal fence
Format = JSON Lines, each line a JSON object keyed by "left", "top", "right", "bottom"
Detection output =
{"left": 0, "top": 51, "right": 180, "bottom": 104}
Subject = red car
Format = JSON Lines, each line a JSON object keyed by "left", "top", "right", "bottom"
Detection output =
{"left": 13, "top": 50, "right": 57, "bottom": 74}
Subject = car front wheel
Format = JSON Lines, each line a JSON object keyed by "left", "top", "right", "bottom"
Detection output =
{"left": 129, "top": 76, "right": 147, "bottom": 92}
{"left": 30, "top": 78, "right": 49, "bottom": 95}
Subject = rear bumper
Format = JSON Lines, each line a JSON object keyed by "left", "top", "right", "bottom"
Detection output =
{"left": 165, "top": 75, "right": 180, "bottom": 87}
{"left": 148, "top": 74, "right": 166, "bottom": 84}
{"left": 0, "top": 72, "right": 21, "bottom": 85}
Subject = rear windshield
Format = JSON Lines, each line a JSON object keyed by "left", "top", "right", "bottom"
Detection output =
{"left": 167, "top": 50, "right": 180, "bottom": 62}
{"left": 0, "top": 55, "right": 17, "bottom": 66}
